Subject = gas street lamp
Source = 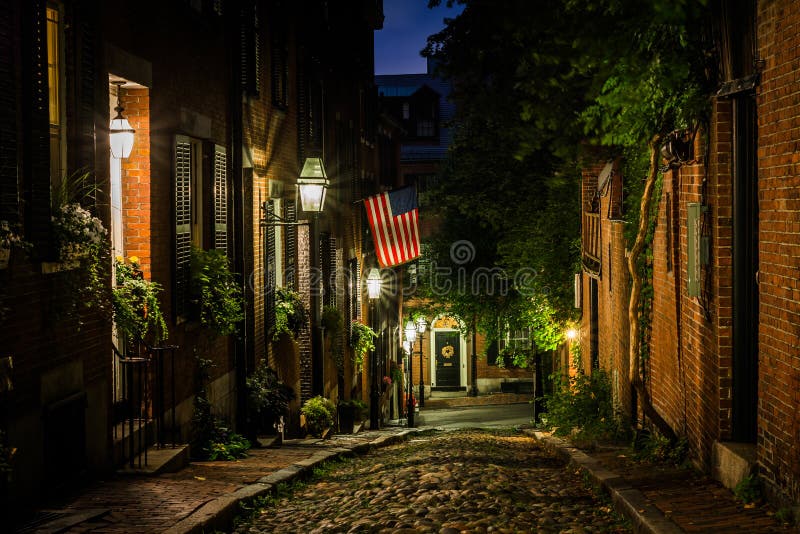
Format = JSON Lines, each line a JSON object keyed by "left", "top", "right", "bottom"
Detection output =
{"left": 404, "top": 320, "right": 417, "bottom": 427}
{"left": 416, "top": 317, "right": 427, "bottom": 407}
{"left": 368, "top": 269, "right": 382, "bottom": 430}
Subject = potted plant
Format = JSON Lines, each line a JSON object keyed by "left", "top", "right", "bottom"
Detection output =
{"left": 300, "top": 396, "right": 336, "bottom": 438}
{"left": 0, "top": 221, "right": 28, "bottom": 270}
{"left": 337, "top": 398, "right": 367, "bottom": 434}
{"left": 246, "top": 362, "right": 295, "bottom": 439}
{"left": 272, "top": 288, "right": 308, "bottom": 340}
{"left": 50, "top": 171, "right": 110, "bottom": 318}
{"left": 190, "top": 247, "right": 245, "bottom": 336}
{"left": 350, "top": 321, "right": 377, "bottom": 368}
{"left": 322, "top": 306, "right": 346, "bottom": 394}
{"left": 112, "top": 256, "right": 168, "bottom": 346}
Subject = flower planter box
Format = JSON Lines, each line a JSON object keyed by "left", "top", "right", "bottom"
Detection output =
{"left": 338, "top": 405, "right": 358, "bottom": 434}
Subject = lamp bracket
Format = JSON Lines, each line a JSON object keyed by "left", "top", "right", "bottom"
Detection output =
{"left": 260, "top": 201, "right": 310, "bottom": 227}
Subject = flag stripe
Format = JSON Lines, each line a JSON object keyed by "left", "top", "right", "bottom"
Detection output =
{"left": 410, "top": 212, "right": 418, "bottom": 258}
{"left": 375, "top": 194, "right": 396, "bottom": 266}
{"left": 366, "top": 196, "right": 389, "bottom": 267}
{"left": 402, "top": 212, "right": 413, "bottom": 260}
{"left": 363, "top": 188, "right": 421, "bottom": 268}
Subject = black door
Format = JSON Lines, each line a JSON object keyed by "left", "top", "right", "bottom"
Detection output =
{"left": 435, "top": 331, "right": 460, "bottom": 387}
{"left": 732, "top": 94, "right": 759, "bottom": 443}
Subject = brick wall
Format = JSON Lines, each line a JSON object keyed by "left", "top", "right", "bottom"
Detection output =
{"left": 756, "top": 0, "right": 800, "bottom": 503}
{"left": 120, "top": 87, "right": 151, "bottom": 276}
{"left": 579, "top": 161, "right": 630, "bottom": 412}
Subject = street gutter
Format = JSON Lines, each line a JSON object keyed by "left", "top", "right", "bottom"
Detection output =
{"left": 162, "top": 429, "right": 421, "bottom": 534}
{"left": 522, "top": 429, "right": 686, "bottom": 534}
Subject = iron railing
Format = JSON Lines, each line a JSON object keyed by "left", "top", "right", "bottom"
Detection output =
{"left": 112, "top": 343, "right": 178, "bottom": 468}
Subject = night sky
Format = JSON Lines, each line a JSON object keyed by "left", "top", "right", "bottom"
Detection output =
{"left": 374, "top": 0, "right": 464, "bottom": 75}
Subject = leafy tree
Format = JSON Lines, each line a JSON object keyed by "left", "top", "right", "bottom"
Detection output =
{"left": 421, "top": 0, "right": 713, "bottom": 438}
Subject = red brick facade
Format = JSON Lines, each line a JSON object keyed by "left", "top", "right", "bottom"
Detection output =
{"left": 1, "top": 0, "right": 389, "bottom": 511}
{"left": 578, "top": 0, "right": 800, "bottom": 508}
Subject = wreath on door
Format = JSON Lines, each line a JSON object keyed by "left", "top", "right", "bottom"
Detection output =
{"left": 441, "top": 345, "right": 455, "bottom": 358}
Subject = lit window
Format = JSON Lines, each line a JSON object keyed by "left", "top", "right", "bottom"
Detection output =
{"left": 47, "top": 4, "right": 66, "bottom": 186}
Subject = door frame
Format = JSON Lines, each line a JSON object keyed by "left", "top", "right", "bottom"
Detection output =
{"left": 429, "top": 314, "right": 467, "bottom": 388}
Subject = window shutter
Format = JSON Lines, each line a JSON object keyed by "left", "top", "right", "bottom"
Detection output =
{"left": 240, "top": 1, "right": 260, "bottom": 96}
{"left": 0, "top": 3, "right": 19, "bottom": 223}
{"left": 74, "top": 0, "right": 96, "bottom": 170}
{"left": 22, "top": 0, "right": 51, "bottom": 247}
{"left": 213, "top": 145, "right": 228, "bottom": 254}
{"left": 296, "top": 67, "right": 308, "bottom": 160}
{"left": 270, "top": 9, "right": 288, "bottom": 107}
{"left": 265, "top": 200, "right": 276, "bottom": 334}
{"left": 319, "top": 233, "right": 336, "bottom": 308}
{"left": 327, "top": 237, "right": 337, "bottom": 308}
{"left": 174, "top": 135, "right": 192, "bottom": 319}
{"left": 284, "top": 199, "right": 296, "bottom": 288}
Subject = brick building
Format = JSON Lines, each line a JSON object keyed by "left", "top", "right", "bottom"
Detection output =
{"left": 377, "top": 60, "right": 532, "bottom": 401}
{"left": 0, "top": 0, "right": 388, "bottom": 512}
{"left": 578, "top": 0, "right": 800, "bottom": 509}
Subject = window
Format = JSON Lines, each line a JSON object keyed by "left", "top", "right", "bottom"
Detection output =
{"left": 416, "top": 119, "right": 435, "bottom": 138}
{"left": 174, "top": 136, "right": 228, "bottom": 319}
{"left": 488, "top": 327, "right": 530, "bottom": 367}
{"left": 47, "top": 3, "right": 66, "bottom": 187}
{"left": 402, "top": 102, "right": 410, "bottom": 120}
{"left": 241, "top": 1, "right": 260, "bottom": 96}
{"left": 270, "top": 14, "right": 288, "bottom": 108}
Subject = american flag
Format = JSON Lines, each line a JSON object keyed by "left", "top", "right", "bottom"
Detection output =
{"left": 364, "top": 187, "right": 420, "bottom": 268}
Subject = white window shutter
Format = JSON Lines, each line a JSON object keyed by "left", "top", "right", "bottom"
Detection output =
{"left": 213, "top": 145, "right": 228, "bottom": 254}
{"left": 175, "top": 135, "right": 192, "bottom": 318}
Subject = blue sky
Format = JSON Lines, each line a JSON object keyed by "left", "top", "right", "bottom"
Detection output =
{"left": 374, "top": 0, "right": 464, "bottom": 75}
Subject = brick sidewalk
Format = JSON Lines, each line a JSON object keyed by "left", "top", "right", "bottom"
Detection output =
{"left": 15, "top": 428, "right": 417, "bottom": 534}
{"left": 526, "top": 430, "right": 792, "bottom": 534}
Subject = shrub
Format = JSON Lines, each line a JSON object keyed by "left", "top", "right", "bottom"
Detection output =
{"left": 734, "top": 474, "right": 763, "bottom": 505}
{"left": 633, "top": 429, "right": 688, "bottom": 466}
{"left": 190, "top": 247, "right": 245, "bottom": 337}
{"left": 301, "top": 396, "right": 336, "bottom": 437}
{"left": 338, "top": 398, "right": 368, "bottom": 420}
{"left": 190, "top": 355, "right": 251, "bottom": 460}
{"left": 542, "top": 368, "right": 627, "bottom": 442}
{"left": 112, "top": 257, "right": 167, "bottom": 344}
{"left": 246, "top": 363, "right": 295, "bottom": 434}
{"left": 350, "top": 321, "right": 377, "bottom": 367}
{"left": 273, "top": 288, "right": 308, "bottom": 340}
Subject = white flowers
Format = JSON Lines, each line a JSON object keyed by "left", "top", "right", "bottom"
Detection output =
{"left": 52, "top": 203, "right": 107, "bottom": 261}
{"left": 0, "top": 220, "right": 25, "bottom": 249}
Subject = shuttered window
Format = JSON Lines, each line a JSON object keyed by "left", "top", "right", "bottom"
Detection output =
{"left": 284, "top": 199, "right": 296, "bottom": 288}
{"left": 213, "top": 145, "right": 228, "bottom": 254}
{"left": 174, "top": 136, "right": 192, "bottom": 319}
{"left": 348, "top": 258, "right": 361, "bottom": 340}
{"left": 23, "top": 0, "right": 52, "bottom": 247}
{"left": 0, "top": 4, "right": 19, "bottom": 223}
{"left": 265, "top": 199, "right": 276, "bottom": 334}
{"left": 320, "top": 233, "right": 336, "bottom": 308}
{"left": 241, "top": 1, "right": 260, "bottom": 96}
{"left": 270, "top": 10, "right": 288, "bottom": 108}
{"left": 325, "top": 236, "right": 337, "bottom": 308}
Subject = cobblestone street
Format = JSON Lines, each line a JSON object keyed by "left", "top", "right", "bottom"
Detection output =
{"left": 235, "top": 429, "right": 630, "bottom": 533}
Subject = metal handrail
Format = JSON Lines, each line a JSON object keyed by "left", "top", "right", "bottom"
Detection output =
{"left": 112, "top": 342, "right": 179, "bottom": 468}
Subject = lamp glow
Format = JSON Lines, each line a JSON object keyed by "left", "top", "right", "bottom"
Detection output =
{"left": 109, "top": 82, "right": 135, "bottom": 159}
{"left": 416, "top": 316, "right": 427, "bottom": 334}
{"left": 404, "top": 320, "right": 417, "bottom": 344}
{"left": 566, "top": 328, "right": 578, "bottom": 340}
{"left": 297, "top": 157, "right": 329, "bottom": 213}
{"left": 366, "top": 268, "right": 382, "bottom": 300}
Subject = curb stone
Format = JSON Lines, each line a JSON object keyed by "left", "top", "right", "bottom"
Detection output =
{"left": 162, "top": 429, "right": 420, "bottom": 534}
{"left": 522, "top": 429, "right": 685, "bottom": 534}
